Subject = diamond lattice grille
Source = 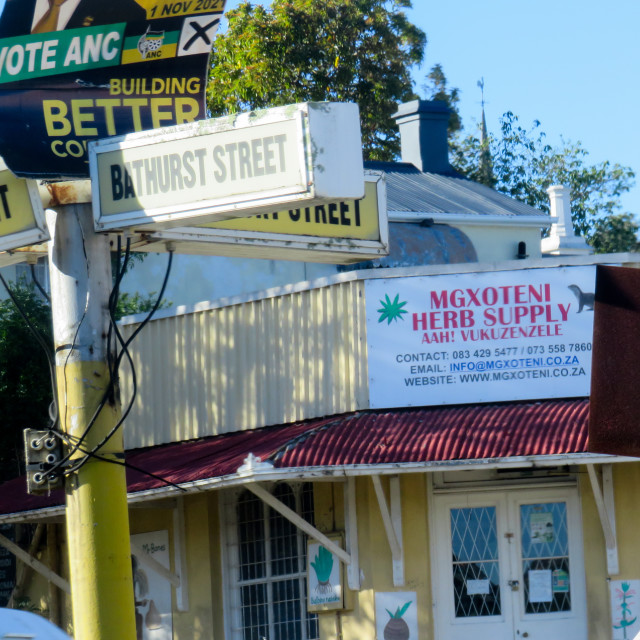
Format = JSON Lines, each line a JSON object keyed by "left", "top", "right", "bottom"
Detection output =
{"left": 450, "top": 507, "right": 501, "bottom": 617}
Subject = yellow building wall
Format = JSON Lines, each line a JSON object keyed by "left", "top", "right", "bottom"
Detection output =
{"left": 16, "top": 523, "right": 72, "bottom": 635}
{"left": 17, "top": 465, "right": 640, "bottom": 640}
{"left": 314, "top": 475, "right": 433, "bottom": 640}
{"left": 579, "top": 468, "right": 610, "bottom": 638}
{"left": 580, "top": 462, "right": 640, "bottom": 638}
{"left": 128, "top": 493, "right": 225, "bottom": 640}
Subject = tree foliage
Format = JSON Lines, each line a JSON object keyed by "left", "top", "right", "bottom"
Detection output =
{"left": 207, "top": 0, "right": 426, "bottom": 160}
{"left": 451, "top": 112, "right": 637, "bottom": 248}
{"left": 0, "top": 286, "right": 53, "bottom": 481}
{"left": 422, "top": 63, "right": 462, "bottom": 136}
{"left": 114, "top": 292, "right": 171, "bottom": 320}
{"left": 590, "top": 213, "right": 640, "bottom": 254}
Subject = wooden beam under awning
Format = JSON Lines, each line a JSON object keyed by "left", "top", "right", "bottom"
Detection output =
{"left": 246, "top": 483, "right": 351, "bottom": 566}
{"left": 0, "top": 531, "right": 70, "bottom": 594}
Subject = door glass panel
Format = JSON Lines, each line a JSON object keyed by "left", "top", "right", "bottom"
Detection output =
{"left": 520, "top": 502, "right": 571, "bottom": 614}
{"left": 450, "top": 506, "right": 501, "bottom": 617}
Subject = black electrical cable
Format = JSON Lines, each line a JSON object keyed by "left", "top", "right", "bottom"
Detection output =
{"left": 117, "top": 248, "right": 173, "bottom": 353}
{"left": 76, "top": 249, "right": 174, "bottom": 465}
{"left": 49, "top": 248, "right": 174, "bottom": 478}
{"left": 0, "top": 272, "right": 60, "bottom": 431}
{"left": 45, "top": 440, "right": 186, "bottom": 492}
{"left": 107, "top": 236, "right": 132, "bottom": 384}
{"left": 46, "top": 238, "right": 137, "bottom": 475}
{"left": 28, "top": 264, "right": 58, "bottom": 428}
{"left": 29, "top": 263, "right": 51, "bottom": 303}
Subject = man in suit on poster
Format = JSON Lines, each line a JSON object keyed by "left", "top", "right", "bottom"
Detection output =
{"left": 0, "top": 0, "right": 147, "bottom": 37}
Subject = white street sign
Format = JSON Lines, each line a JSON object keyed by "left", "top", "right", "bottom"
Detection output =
{"left": 90, "top": 102, "right": 364, "bottom": 232}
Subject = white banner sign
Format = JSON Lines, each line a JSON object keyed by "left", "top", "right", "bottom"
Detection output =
{"left": 365, "top": 266, "right": 596, "bottom": 408}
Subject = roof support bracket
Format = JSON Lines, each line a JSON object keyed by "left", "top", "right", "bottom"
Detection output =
{"left": 0, "top": 531, "right": 70, "bottom": 595}
{"left": 587, "top": 463, "right": 619, "bottom": 575}
{"left": 247, "top": 483, "right": 351, "bottom": 566}
{"left": 371, "top": 475, "right": 404, "bottom": 587}
{"left": 173, "top": 496, "right": 189, "bottom": 611}
{"left": 344, "top": 477, "right": 361, "bottom": 590}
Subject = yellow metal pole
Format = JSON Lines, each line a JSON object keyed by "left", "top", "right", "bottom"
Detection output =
{"left": 47, "top": 202, "right": 137, "bottom": 640}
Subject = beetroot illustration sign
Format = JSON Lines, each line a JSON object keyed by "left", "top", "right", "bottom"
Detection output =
{"left": 365, "top": 266, "right": 596, "bottom": 408}
{"left": 375, "top": 592, "right": 417, "bottom": 640}
{"left": 0, "top": 0, "right": 226, "bottom": 178}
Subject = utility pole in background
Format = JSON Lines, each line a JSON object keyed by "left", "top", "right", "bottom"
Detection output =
{"left": 46, "top": 199, "right": 137, "bottom": 639}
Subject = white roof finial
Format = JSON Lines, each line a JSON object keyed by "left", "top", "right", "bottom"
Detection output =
{"left": 541, "top": 185, "right": 592, "bottom": 255}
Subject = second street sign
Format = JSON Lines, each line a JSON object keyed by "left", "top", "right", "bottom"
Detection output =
{"left": 0, "top": 158, "right": 48, "bottom": 252}
{"left": 89, "top": 102, "right": 365, "bottom": 232}
{"left": 135, "top": 171, "right": 388, "bottom": 264}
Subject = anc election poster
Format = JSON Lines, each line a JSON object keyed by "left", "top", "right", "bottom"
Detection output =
{"left": 0, "top": 0, "right": 226, "bottom": 179}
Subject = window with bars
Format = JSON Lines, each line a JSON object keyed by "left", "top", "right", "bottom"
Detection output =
{"left": 227, "top": 483, "right": 319, "bottom": 640}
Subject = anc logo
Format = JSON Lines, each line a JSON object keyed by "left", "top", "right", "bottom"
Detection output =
{"left": 377, "top": 294, "right": 408, "bottom": 325}
{"left": 138, "top": 27, "right": 166, "bottom": 58}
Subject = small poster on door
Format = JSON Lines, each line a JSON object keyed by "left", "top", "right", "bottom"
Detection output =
{"left": 530, "top": 512, "right": 555, "bottom": 544}
{"left": 466, "top": 579, "right": 490, "bottom": 595}
{"left": 552, "top": 569, "right": 570, "bottom": 593}
{"left": 611, "top": 580, "right": 640, "bottom": 639}
{"left": 375, "top": 592, "right": 418, "bottom": 640}
{"left": 529, "top": 569, "right": 552, "bottom": 603}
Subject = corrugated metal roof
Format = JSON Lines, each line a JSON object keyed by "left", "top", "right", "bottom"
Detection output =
{"left": 272, "top": 399, "right": 589, "bottom": 466}
{"left": 365, "top": 161, "right": 549, "bottom": 218}
{"left": 0, "top": 399, "right": 589, "bottom": 516}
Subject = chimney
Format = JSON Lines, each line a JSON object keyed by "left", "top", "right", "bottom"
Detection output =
{"left": 392, "top": 100, "right": 452, "bottom": 174}
{"left": 541, "top": 185, "right": 592, "bottom": 255}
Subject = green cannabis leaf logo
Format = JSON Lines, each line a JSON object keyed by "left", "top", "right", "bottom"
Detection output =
{"left": 377, "top": 294, "right": 408, "bottom": 324}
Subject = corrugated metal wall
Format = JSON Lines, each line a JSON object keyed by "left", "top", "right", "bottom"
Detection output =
{"left": 120, "top": 280, "right": 369, "bottom": 449}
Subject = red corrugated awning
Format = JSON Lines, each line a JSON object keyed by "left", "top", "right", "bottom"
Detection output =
{"left": 0, "top": 399, "right": 596, "bottom": 518}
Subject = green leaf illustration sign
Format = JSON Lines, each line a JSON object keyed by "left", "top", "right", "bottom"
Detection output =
{"left": 311, "top": 546, "right": 334, "bottom": 593}
{"left": 377, "top": 294, "right": 408, "bottom": 324}
{"left": 613, "top": 581, "right": 638, "bottom": 638}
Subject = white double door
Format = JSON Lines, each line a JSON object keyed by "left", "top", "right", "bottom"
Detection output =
{"left": 433, "top": 487, "right": 587, "bottom": 640}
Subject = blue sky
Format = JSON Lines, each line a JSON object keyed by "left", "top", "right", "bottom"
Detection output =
{"left": 407, "top": 0, "right": 640, "bottom": 217}
{"left": 1, "top": 0, "right": 637, "bottom": 216}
